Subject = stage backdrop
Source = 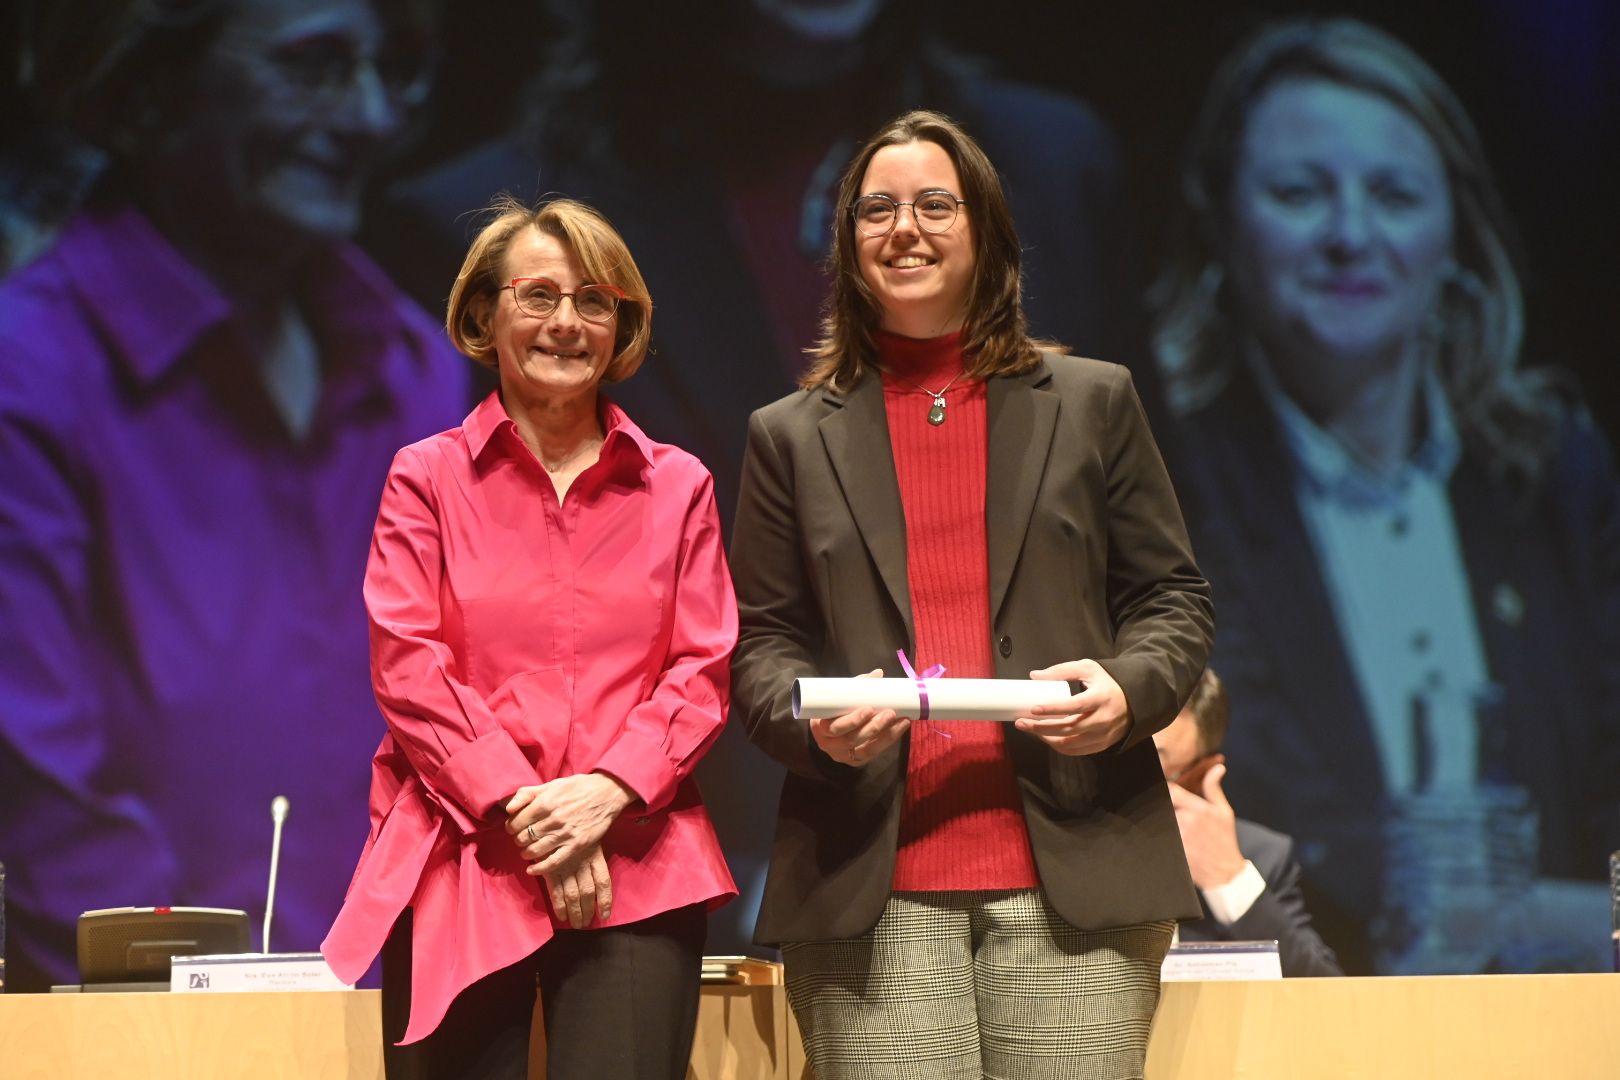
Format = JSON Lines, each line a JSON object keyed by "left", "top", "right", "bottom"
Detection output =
{"left": 1, "top": 0, "right": 1615, "bottom": 987}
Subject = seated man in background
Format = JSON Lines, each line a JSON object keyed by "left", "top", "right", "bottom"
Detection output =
{"left": 1156, "top": 669, "right": 1344, "bottom": 977}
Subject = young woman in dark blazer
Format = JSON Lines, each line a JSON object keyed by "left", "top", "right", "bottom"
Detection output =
{"left": 731, "top": 110, "right": 1214, "bottom": 1080}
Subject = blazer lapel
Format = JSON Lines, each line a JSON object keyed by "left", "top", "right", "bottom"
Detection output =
{"left": 987, "top": 360, "right": 1058, "bottom": 619}
{"left": 819, "top": 373, "right": 914, "bottom": 644}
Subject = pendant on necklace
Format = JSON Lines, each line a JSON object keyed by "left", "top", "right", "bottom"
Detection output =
{"left": 927, "top": 395, "right": 947, "bottom": 425}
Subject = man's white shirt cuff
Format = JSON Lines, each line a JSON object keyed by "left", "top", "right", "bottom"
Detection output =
{"left": 1201, "top": 859, "right": 1265, "bottom": 924}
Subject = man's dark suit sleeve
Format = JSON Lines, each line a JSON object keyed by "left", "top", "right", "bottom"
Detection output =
{"left": 1222, "top": 821, "right": 1344, "bottom": 978}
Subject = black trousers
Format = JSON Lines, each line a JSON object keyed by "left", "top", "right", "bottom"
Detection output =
{"left": 381, "top": 903, "right": 707, "bottom": 1080}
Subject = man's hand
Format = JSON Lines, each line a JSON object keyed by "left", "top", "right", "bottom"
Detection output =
{"left": 1167, "top": 762, "right": 1247, "bottom": 890}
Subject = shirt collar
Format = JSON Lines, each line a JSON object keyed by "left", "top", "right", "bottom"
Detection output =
{"left": 464, "top": 391, "right": 657, "bottom": 473}
{"left": 55, "top": 202, "right": 436, "bottom": 386}
{"left": 1248, "top": 348, "right": 1461, "bottom": 507}
{"left": 56, "top": 203, "right": 232, "bottom": 383}
{"left": 601, "top": 397, "right": 658, "bottom": 468}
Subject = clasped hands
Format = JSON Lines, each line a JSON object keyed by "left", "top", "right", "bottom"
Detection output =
{"left": 504, "top": 772, "right": 635, "bottom": 929}
{"left": 810, "top": 659, "right": 1132, "bottom": 765}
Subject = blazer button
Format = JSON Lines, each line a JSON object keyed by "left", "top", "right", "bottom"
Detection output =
{"left": 998, "top": 635, "right": 1013, "bottom": 658}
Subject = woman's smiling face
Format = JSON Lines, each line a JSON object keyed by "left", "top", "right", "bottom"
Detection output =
{"left": 490, "top": 227, "right": 618, "bottom": 407}
{"left": 856, "top": 139, "right": 975, "bottom": 338}
{"left": 1225, "top": 77, "right": 1455, "bottom": 389}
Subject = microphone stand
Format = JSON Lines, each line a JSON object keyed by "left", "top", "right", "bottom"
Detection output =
{"left": 264, "top": 796, "right": 289, "bottom": 954}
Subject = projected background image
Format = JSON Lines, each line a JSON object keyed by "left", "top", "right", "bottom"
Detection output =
{"left": 1, "top": 0, "right": 1614, "bottom": 988}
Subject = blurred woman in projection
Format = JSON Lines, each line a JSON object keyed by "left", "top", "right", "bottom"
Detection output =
{"left": 731, "top": 110, "right": 1212, "bottom": 1080}
{"left": 0, "top": 0, "right": 463, "bottom": 990}
{"left": 323, "top": 197, "right": 737, "bottom": 1078}
{"left": 1152, "top": 17, "right": 1620, "bottom": 974}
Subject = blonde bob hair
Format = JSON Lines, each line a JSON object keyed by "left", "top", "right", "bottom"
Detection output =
{"left": 446, "top": 194, "right": 652, "bottom": 383}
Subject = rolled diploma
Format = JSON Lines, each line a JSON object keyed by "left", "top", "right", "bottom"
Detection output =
{"left": 792, "top": 677, "right": 1081, "bottom": 722}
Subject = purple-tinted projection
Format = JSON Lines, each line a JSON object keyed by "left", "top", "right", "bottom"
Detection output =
{"left": 0, "top": 0, "right": 465, "bottom": 989}
{"left": 2, "top": 0, "right": 1615, "bottom": 987}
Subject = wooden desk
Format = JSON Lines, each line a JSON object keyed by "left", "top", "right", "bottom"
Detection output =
{"left": 0, "top": 989, "right": 382, "bottom": 1079}
{"left": 531, "top": 958, "right": 806, "bottom": 1079}
{"left": 5, "top": 972, "right": 1613, "bottom": 1078}
{"left": 0, "top": 969, "right": 803, "bottom": 1080}
{"left": 1147, "top": 973, "right": 1620, "bottom": 1079}
{"left": 689, "top": 961, "right": 806, "bottom": 1080}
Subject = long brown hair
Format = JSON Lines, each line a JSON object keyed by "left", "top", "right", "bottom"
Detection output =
{"left": 1150, "top": 17, "right": 1564, "bottom": 486}
{"left": 802, "top": 110, "right": 1058, "bottom": 390}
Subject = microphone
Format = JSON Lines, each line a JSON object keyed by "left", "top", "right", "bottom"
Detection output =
{"left": 264, "top": 796, "right": 290, "bottom": 954}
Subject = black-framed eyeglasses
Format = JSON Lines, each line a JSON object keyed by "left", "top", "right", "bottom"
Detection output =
{"left": 851, "top": 190, "right": 967, "bottom": 236}
{"left": 501, "top": 278, "right": 627, "bottom": 322}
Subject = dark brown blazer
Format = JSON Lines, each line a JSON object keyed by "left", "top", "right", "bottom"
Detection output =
{"left": 731, "top": 353, "right": 1213, "bottom": 944}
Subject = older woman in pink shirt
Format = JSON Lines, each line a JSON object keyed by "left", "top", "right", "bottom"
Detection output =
{"left": 323, "top": 197, "right": 737, "bottom": 1079}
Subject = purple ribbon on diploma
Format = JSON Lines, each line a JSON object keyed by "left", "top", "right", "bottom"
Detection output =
{"left": 897, "top": 650, "right": 948, "bottom": 735}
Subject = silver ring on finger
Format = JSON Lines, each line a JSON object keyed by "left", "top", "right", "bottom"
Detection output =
{"left": 526, "top": 823, "right": 539, "bottom": 844}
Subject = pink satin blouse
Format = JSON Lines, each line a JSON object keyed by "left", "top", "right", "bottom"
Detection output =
{"left": 322, "top": 392, "right": 737, "bottom": 1042}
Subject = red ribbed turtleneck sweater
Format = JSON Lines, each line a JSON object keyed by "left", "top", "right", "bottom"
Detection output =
{"left": 878, "top": 329, "right": 1039, "bottom": 892}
